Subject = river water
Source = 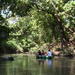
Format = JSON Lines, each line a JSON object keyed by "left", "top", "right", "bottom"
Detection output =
{"left": 0, "top": 55, "right": 75, "bottom": 75}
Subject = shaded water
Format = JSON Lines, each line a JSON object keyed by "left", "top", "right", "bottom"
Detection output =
{"left": 0, "top": 55, "right": 75, "bottom": 75}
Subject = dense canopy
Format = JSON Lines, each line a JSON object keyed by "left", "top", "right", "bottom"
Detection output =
{"left": 0, "top": 0, "right": 75, "bottom": 54}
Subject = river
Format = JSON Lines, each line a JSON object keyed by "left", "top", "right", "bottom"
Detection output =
{"left": 0, "top": 54, "right": 75, "bottom": 75}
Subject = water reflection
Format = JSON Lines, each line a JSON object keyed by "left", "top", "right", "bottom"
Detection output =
{"left": 0, "top": 55, "right": 75, "bottom": 75}
{"left": 47, "top": 60, "right": 52, "bottom": 67}
{"left": 37, "top": 59, "right": 52, "bottom": 67}
{"left": 37, "top": 59, "right": 45, "bottom": 65}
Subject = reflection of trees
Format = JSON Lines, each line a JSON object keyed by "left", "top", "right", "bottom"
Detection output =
{"left": 16, "top": 55, "right": 32, "bottom": 75}
{"left": 61, "top": 59, "right": 71, "bottom": 75}
{"left": 0, "top": 55, "right": 32, "bottom": 75}
{"left": 0, "top": 62, "right": 7, "bottom": 75}
{"left": 67, "top": 59, "right": 75, "bottom": 75}
{"left": 52, "top": 58, "right": 75, "bottom": 75}
{"left": 1, "top": 56, "right": 75, "bottom": 75}
{"left": 24, "top": 55, "right": 32, "bottom": 75}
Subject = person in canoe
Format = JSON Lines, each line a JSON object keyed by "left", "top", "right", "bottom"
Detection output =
{"left": 47, "top": 49, "right": 53, "bottom": 59}
{"left": 41, "top": 50, "right": 46, "bottom": 59}
{"left": 36, "top": 50, "right": 42, "bottom": 58}
{"left": 41, "top": 50, "right": 45, "bottom": 55}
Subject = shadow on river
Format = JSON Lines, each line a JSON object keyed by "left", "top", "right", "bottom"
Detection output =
{"left": 0, "top": 54, "right": 75, "bottom": 75}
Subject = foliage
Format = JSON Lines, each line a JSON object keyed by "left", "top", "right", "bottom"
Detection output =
{"left": 0, "top": 0, "right": 75, "bottom": 54}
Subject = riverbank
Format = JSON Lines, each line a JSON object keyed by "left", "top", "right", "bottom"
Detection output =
{"left": 0, "top": 52, "right": 75, "bottom": 60}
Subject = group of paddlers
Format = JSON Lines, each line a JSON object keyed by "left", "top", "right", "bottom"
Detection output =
{"left": 36, "top": 49, "right": 53, "bottom": 59}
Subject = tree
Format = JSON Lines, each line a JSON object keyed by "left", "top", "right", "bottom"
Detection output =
{"left": 0, "top": 0, "right": 75, "bottom": 54}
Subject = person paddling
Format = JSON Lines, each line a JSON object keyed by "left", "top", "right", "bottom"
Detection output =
{"left": 36, "top": 50, "right": 42, "bottom": 59}
{"left": 47, "top": 49, "right": 52, "bottom": 59}
{"left": 37, "top": 50, "right": 42, "bottom": 56}
{"left": 41, "top": 50, "right": 45, "bottom": 56}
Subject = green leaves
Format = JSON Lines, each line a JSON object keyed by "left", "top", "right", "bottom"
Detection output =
{"left": 0, "top": 0, "right": 75, "bottom": 53}
{"left": 63, "top": 1, "right": 75, "bottom": 28}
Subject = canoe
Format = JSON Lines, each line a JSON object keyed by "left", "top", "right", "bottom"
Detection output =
{"left": 36, "top": 55, "right": 53, "bottom": 59}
